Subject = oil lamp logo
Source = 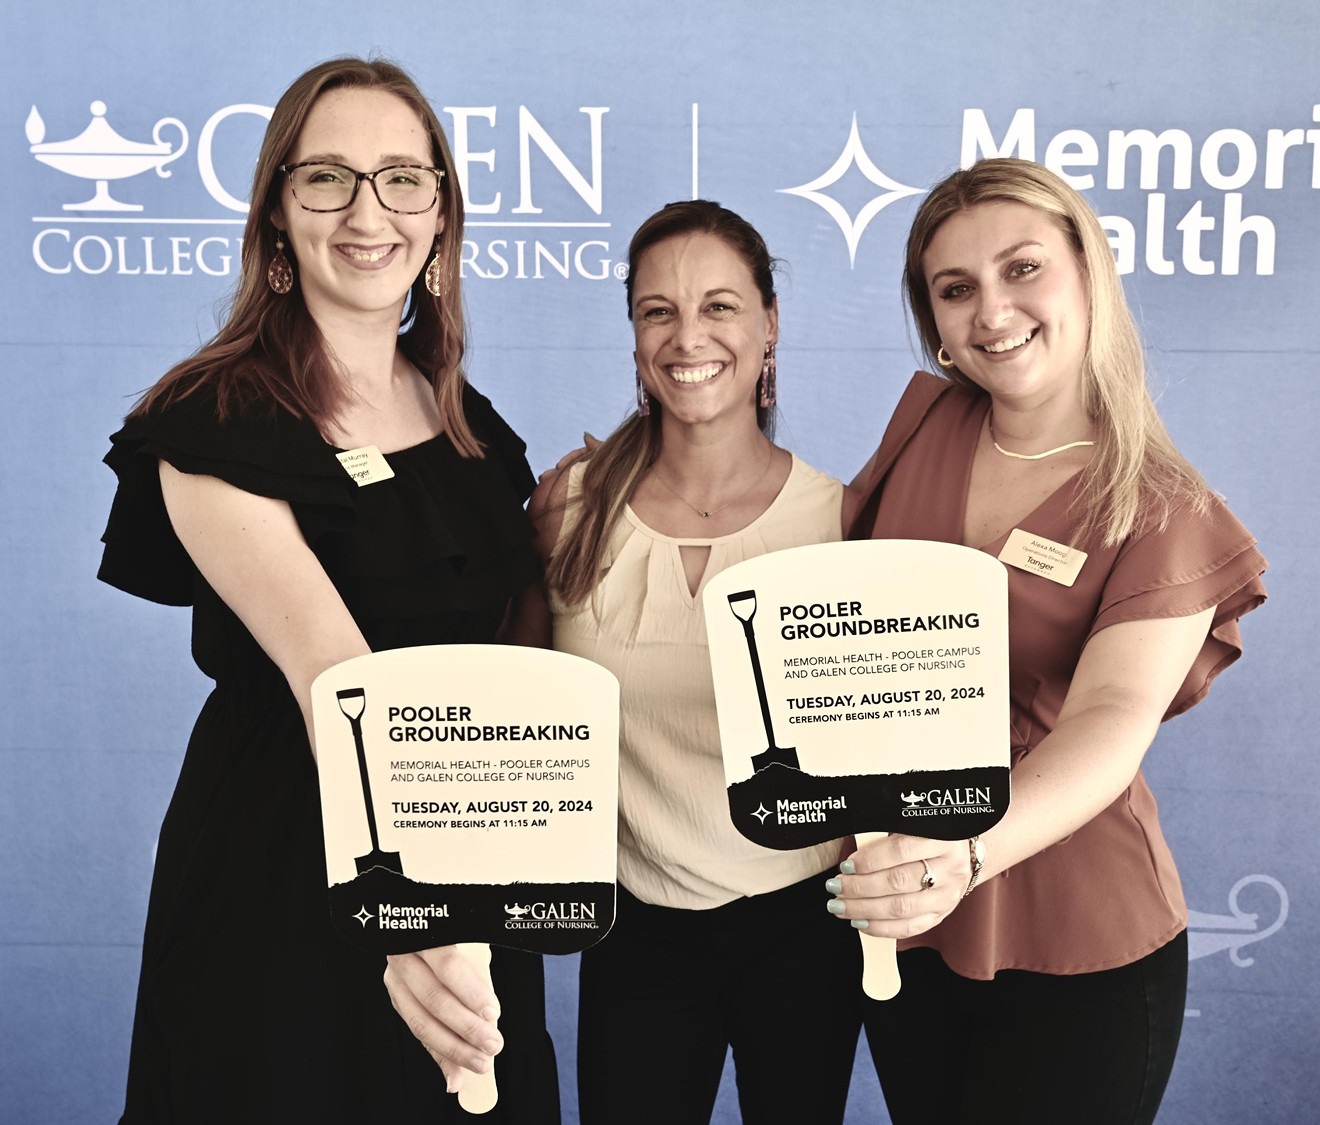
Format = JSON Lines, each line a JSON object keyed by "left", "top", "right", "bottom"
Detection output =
{"left": 1188, "top": 874, "right": 1288, "bottom": 968}
{"left": 1185, "top": 873, "right": 1288, "bottom": 1019}
{"left": 27, "top": 97, "right": 260, "bottom": 280}
{"left": 27, "top": 100, "right": 188, "bottom": 212}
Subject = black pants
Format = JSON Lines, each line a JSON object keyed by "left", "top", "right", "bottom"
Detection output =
{"left": 864, "top": 932, "right": 1188, "bottom": 1125}
{"left": 577, "top": 874, "right": 863, "bottom": 1125}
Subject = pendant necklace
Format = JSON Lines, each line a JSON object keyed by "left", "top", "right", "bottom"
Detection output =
{"left": 651, "top": 443, "right": 775, "bottom": 518}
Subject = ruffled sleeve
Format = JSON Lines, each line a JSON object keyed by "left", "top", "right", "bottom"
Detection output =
{"left": 463, "top": 383, "right": 536, "bottom": 505}
{"left": 98, "top": 385, "right": 350, "bottom": 606}
{"left": 1088, "top": 493, "right": 1267, "bottom": 718}
{"left": 98, "top": 380, "right": 538, "bottom": 612}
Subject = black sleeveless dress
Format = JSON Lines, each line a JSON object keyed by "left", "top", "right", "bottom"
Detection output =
{"left": 99, "top": 382, "right": 560, "bottom": 1124}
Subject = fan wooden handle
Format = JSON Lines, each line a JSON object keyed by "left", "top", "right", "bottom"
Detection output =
{"left": 454, "top": 942, "right": 499, "bottom": 1114}
{"left": 856, "top": 831, "right": 901, "bottom": 1000}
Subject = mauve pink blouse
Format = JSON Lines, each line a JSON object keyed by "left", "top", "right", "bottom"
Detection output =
{"left": 852, "top": 372, "right": 1267, "bottom": 978}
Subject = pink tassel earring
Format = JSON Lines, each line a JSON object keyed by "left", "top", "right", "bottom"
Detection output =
{"left": 759, "top": 342, "right": 777, "bottom": 408}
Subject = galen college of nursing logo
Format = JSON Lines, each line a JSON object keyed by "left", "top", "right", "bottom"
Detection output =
{"left": 778, "top": 106, "right": 1318, "bottom": 275}
{"left": 27, "top": 97, "right": 265, "bottom": 279}
{"left": 25, "top": 96, "right": 623, "bottom": 282}
{"left": 898, "top": 787, "right": 995, "bottom": 819}
{"left": 504, "top": 901, "right": 599, "bottom": 931}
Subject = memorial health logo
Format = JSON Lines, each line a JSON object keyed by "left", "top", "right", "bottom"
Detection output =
{"left": 780, "top": 105, "right": 1309, "bottom": 276}
{"left": 778, "top": 113, "right": 921, "bottom": 267}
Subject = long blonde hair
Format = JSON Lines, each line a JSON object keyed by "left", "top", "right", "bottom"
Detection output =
{"left": 131, "top": 56, "right": 482, "bottom": 457}
{"left": 904, "top": 158, "right": 1205, "bottom": 546}
{"left": 546, "top": 200, "right": 779, "bottom": 605}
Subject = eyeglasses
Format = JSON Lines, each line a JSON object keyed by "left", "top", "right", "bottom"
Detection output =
{"left": 279, "top": 162, "right": 444, "bottom": 214}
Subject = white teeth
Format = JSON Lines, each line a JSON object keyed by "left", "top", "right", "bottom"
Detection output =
{"left": 669, "top": 363, "right": 721, "bottom": 384}
{"left": 343, "top": 247, "right": 392, "bottom": 263}
{"left": 982, "top": 331, "right": 1034, "bottom": 354}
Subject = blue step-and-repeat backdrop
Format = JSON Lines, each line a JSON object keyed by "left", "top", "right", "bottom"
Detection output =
{"left": 2, "top": 2, "right": 1314, "bottom": 1121}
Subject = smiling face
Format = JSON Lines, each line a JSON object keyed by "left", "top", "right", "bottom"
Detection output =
{"left": 922, "top": 201, "right": 1091, "bottom": 411}
{"left": 271, "top": 86, "right": 442, "bottom": 324}
{"left": 630, "top": 231, "right": 778, "bottom": 430}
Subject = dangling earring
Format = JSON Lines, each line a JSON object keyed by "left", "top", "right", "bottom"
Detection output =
{"left": 936, "top": 345, "right": 955, "bottom": 369}
{"left": 636, "top": 371, "right": 650, "bottom": 417}
{"left": 267, "top": 230, "right": 293, "bottom": 294}
{"left": 759, "top": 342, "right": 777, "bottom": 408}
{"left": 424, "top": 239, "right": 444, "bottom": 298}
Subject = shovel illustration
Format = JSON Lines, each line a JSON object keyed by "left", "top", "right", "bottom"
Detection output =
{"left": 727, "top": 590, "right": 799, "bottom": 771}
{"left": 336, "top": 687, "right": 404, "bottom": 875}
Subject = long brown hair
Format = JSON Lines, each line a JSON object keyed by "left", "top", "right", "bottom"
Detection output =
{"left": 131, "top": 56, "right": 482, "bottom": 456}
{"left": 904, "top": 157, "right": 1205, "bottom": 546}
{"left": 547, "top": 200, "right": 779, "bottom": 606}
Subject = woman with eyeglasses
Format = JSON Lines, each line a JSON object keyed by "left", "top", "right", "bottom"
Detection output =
{"left": 99, "top": 57, "right": 558, "bottom": 1123}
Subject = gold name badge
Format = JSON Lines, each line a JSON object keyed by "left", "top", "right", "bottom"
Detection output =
{"left": 997, "top": 528, "right": 1087, "bottom": 587}
{"left": 335, "top": 445, "right": 396, "bottom": 487}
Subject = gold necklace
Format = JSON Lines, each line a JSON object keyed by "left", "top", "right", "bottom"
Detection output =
{"left": 988, "top": 414, "right": 1095, "bottom": 461}
{"left": 651, "top": 444, "right": 775, "bottom": 518}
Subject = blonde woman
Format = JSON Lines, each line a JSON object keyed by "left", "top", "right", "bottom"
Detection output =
{"left": 830, "top": 159, "right": 1267, "bottom": 1125}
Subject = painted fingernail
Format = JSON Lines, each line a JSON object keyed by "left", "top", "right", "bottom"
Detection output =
{"left": 825, "top": 876, "right": 843, "bottom": 895}
{"left": 851, "top": 918, "right": 870, "bottom": 930}
{"left": 827, "top": 898, "right": 847, "bottom": 914}
{"left": 840, "top": 859, "right": 856, "bottom": 875}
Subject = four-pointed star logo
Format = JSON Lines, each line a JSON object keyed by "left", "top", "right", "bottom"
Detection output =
{"left": 779, "top": 114, "right": 921, "bottom": 267}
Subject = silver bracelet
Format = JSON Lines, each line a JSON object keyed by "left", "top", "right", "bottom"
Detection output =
{"left": 962, "top": 835, "right": 985, "bottom": 897}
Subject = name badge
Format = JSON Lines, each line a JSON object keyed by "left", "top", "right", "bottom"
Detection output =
{"left": 336, "top": 445, "right": 395, "bottom": 487}
{"left": 997, "top": 529, "right": 1087, "bottom": 587}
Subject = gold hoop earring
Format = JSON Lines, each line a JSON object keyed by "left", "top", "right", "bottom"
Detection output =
{"left": 267, "top": 230, "right": 293, "bottom": 295}
{"left": 424, "top": 241, "right": 444, "bottom": 298}
{"left": 936, "top": 345, "right": 955, "bottom": 369}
